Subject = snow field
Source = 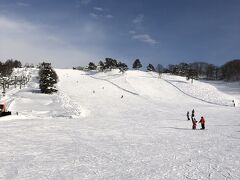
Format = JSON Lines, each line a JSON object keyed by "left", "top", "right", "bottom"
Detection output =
{"left": 0, "top": 68, "right": 239, "bottom": 179}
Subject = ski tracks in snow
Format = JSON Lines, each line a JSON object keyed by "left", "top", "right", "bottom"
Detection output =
{"left": 89, "top": 75, "right": 139, "bottom": 96}
{"left": 163, "top": 78, "right": 233, "bottom": 107}
{"left": 148, "top": 72, "right": 235, "bottom": 107}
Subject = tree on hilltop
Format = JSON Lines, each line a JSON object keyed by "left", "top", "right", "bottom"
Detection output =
{"left": 146, "top": 64, "right": 156, "bottom": 72}
{"left": 118, "top": 62, "right": 128, "bottom": 73}
{"left": 132, "top": 59, "right": 142, "bottom": 70}
{"left": 88, "top": 62, "right": 97, "bottom": 70}
{"left": 98, "top": 61, "right": 104, "bottom": 72}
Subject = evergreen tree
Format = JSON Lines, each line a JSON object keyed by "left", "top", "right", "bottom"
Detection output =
{"left": 88, "top": 62, "right": 97, "bottom": 70}
{"left": 104, "top": 58, "right": 118, "bottom": 70}
{"left": 13, "top": 60, "right": 22, "bottom": 68}
{"left": 0, "top": 60, "right": 14, "bottom": 77}
{"left": 118, "top": 62, "right": 128, "bottom": 73}
{"left": 132, "top": 59, "right": 142, "bottom": 70}
{"left": 39, "top": 62, "right": 58, "bottom": 94}
{"left": 178, "top": 63, "right": 189, "bottom": 76}
{"left": 146, "top": 64, "right": 156, "bottom": 72}
{"left": 98, "top": 61, "right": 105, "bottom": 71}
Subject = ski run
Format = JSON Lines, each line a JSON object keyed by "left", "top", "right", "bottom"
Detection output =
{"left": 0, "top": 68, "right": 240, "bottom": 180}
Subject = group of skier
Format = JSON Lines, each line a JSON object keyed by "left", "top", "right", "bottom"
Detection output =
{"left": 187, "top": 109, "right": 206, "bottom": 130}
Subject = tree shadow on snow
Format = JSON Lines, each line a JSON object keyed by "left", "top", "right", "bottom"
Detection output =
{"left": 31, "top": 89, "right": 41, "bottom": 93}
{"left": 22, "top": 88, "right": 41, "bottom": 94}
{"left": 168, "top": 80, "right": 187, "bottom": 84}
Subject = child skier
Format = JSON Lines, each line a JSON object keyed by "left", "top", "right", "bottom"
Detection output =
{"left": 199, "top": 116, "right": 206, "bottom": 130}
{"left": 192, "top": 118, "right": 197, "bottom": 130}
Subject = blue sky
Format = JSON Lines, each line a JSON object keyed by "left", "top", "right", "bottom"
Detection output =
{"left": 0, "top": 0, "right": 240, "bottom": 68}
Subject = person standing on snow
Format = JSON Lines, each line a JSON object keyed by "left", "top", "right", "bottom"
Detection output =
{"left": 187, "top": 111, "right": 190, "bottom": 120}
{"left": 192, "top": 117, "right": 197, "bottom": 130}
{"left": 191, "top": 109, "right": 195, "bottom": 121}
{"left": 199, "top": 116, "right": 206, "bottom": 130}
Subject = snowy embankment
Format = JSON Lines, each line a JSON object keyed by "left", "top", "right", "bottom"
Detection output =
{"left": 5, "top": 69, "right": 72, "bottom": 118}
{"left": 161, "top": 74, "right": 236, "bottom": 107}
{"left": 0, "top": 68, "right": 239, "bottom": 179}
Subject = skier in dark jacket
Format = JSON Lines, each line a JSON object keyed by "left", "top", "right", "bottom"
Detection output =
{"left": 199, "top": 116, "right": 206, "bottom": 130}
{"left": 191, "top": 109, "right": 195, "bottom": 121}
{"left": 232, "top": 100, "right": 235, "bottom": 107}
{"left": 187, "top": 111, "right": 190, "bottom": 120}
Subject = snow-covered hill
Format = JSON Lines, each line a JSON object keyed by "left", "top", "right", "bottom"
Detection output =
{"left": 0, "top": 69, "right": 240, "bottom": 179}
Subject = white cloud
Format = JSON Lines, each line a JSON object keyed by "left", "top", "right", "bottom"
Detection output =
{"left": 90, "top": 6, "right": 113, "bottom": 19}
{"left": 131, "top": 15, "right": 157, "bottom": 45}
{"left": 90, "top": 13, "right": 99, "bottom": 18}
{"left": 132, "top": 34, "right": 158, "bottom": 45}
{"left": 0, "top": 16, "right": 36, "bottom": 32}
{"left": 90, "top": 13, "right": 113, "bottom": 19}
{"left": 0, "top": 16, "right": 106, "bottom": 67}
{"left": 94, "top": 7, "right": 104, "bottom": 11}
{"left": 105, "top": 14, "right": 113, "bottom": 19}
{"left": 133, "top": 14, "right": 144, "bottom": 24}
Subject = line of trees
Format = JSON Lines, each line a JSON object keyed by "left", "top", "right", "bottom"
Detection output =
{"left": 74, "top": 58, "right": 155, "bottom": 73}
{"left": 0, "top": 59, "right": 22, "bottom": 77}
{"left": 0, "top": 59, "right": 33, "bottom": 96}
{"left": 74, "top": 58, "right": 240, "bottom": 82}
{"left": 164, "top": 60, "right": 240, "bottom": 82}
{"left": 222, "top": 60, "right": 240, "bottom": 81}
{"left": 74, "top": 58, "right": 128, "bottom": 73}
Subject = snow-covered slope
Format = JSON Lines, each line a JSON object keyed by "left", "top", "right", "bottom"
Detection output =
{"left": 161, "top": 73, "right": 236, "bottom": 107}
{"left": 0, "top": 69, "right": 240, "bottom": 179}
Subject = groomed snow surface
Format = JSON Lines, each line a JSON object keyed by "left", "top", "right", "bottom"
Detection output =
{"left": 0, "top": 68, "right": 240, "bottom": 179}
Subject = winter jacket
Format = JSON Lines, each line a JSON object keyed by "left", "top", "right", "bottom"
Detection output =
{"left": 199, "top": 117, "right": 205, "bottom": 124}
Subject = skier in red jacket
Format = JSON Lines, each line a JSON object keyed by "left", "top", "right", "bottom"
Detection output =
{"left": 199, "top": 116, "right": 205, "bottom": 130}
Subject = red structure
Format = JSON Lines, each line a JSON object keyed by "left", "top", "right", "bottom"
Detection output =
{"left": 0, "top": 103, "right": 11, "bottom": 117}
